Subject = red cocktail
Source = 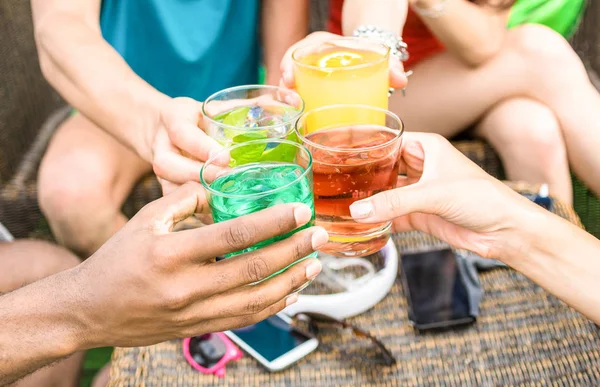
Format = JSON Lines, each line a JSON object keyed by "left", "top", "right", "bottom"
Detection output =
{"left": 296, "top": 105, "right": 403, "bottom": 257}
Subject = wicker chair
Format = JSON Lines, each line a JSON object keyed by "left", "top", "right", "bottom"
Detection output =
{"left": 0, "top": 0, "right": 599, "bottom": 241}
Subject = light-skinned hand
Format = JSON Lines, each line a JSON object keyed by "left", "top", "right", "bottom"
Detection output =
{"left": 279, "top": 31, "right": 408, "bottom": 90}
{"left": 349, "top": 132, "right": 541, "bottom": 259}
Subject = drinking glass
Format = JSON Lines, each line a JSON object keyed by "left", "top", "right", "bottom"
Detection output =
{"left": 200, "top": 139, "right": 315, "bottom": 283}
{"left": 202, "top": 85, "right": 304, "bottom": 147}
{"left": 295, "top": 105, "right": 403, "bottom": 257}
{"left": 292, "top": 38, "right": 390, "bottom": 116}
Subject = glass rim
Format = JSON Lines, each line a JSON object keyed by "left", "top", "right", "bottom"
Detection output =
{"left": 292, "top": 37, "right": 391, "bottom": 72}
{"left": 294, "top": 104, "right": 404, "bottom": 153}
{"left": 200, "top": 139, "right": 313, "bottom": 200}
{"left": 202, "top": 84, "right": 305, "bottom": 132}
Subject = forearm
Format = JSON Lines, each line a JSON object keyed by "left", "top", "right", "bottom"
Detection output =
{"left": 342, "top": 0, "right": 408, "bottom": 36}
{"left": 499, "top": 206, "right": 600, "bottom": 325}
{"left": 0, "top": 269, "right": 88, "bottom": 385}
{"left": 262, "top": 0, "right": 309, "bottom": 86}
{"left": 34, "top": 14, "right": 168, "bottom": 162}
{"left": 411, "top": 0, "right": 508, "bottom": 66}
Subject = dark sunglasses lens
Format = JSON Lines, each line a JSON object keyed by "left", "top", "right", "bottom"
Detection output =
{"left": 189, "top": 334, "right": 227, "bottom": 368}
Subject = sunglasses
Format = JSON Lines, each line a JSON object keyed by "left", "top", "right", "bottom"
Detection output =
{"left": 291, "top": 313, "right": 396, "bottom": 366}
{"left": 182, "top": 332, "right": 242, "bottom": 378}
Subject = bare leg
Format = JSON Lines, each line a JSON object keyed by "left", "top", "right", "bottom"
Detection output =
{"left": 390, "top": 24, "right": 600, "bottom": 196}
{"left": 38, "top": 113, "right": 152, "bottom": 257}
{"left": 475, "top": 98, "right": 572, "bottom": 204}
{"left": 0, "top": 240, "right": 83, "bottom": 387}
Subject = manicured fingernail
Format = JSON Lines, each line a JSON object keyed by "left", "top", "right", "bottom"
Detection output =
{"left": 285, "top": 293, "right": 299, "bottom": 307}
{"left": 350, "top": 201, "right": 373, "bottom": 219}
{"left": 293, "top": 204, "right": 312, "bottom": 226}
{"left": 311, "top": 227, "right": 329, "bottom": 249}
{"left": 305, "top": 260, "right": 322, "bottom": 280}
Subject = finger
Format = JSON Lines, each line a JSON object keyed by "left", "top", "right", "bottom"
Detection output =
{"left": 280, "top": 43, "right": 298, "bottom": 88}
{"left": 184, "top": 257, "right": 320, "bottom": 321}
{"left": 389, "top": 56, "right": 408, "bottom": 89}
{"left": 168, "top": 122, "right": 223, "bottom": 162}
{"left": 197, "top": 226, "right": 327, "bottom": 294}
{"left": 349, "top": 181, "right": 448, "bottom": 223}
{"left": 163, "top": 203, "right": 320, "bottom": 263}
{"left": 182, "top": 296, "right": 294, "bottom": 339}
{"left": 281, "top": 56, "right": 296, "bottom": 88}
{"left": 153, "top": 150, "right": 204, "bottom": 184}
{"left": 139, "top": 182, "right": 210, "bottom": 234}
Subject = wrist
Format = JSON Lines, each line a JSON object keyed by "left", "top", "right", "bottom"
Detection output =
{"left": 0, "top": 268, "right": 90, "bottom": 359}
{"left": 491, "top": 197, "right": 557, "bottom": 268}
{"left": 124, "top": 79, "right": 170, "bottom": 163}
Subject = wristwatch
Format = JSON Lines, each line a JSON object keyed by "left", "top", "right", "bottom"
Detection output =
{"left": 352, "top": 25, "right": 409, "bottom": 62}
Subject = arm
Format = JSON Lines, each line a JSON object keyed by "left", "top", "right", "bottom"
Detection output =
{"left": 499, "top": 207, "right": 600, "bottom": 325}
{"left": 341, "top": 0, "right": 408, "bottom": 36}
{"left": 0, "top": 270, "right": 86, "bottom": 385}
{"left": 349, "top": 132, "right": 600, "bottom": 326}
{"left": 409, "top": 0, "right": 510, "bottom": 66}
{"left": 262, "top": 0, "right": 309, "bottom": 86}
{"left": 31, "top": 0, "right": 168, "bottom": 162}
{"left": 0, "top": 183, "right": 325, "bottom": 385}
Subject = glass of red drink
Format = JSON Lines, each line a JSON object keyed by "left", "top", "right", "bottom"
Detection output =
{"left": 295, "top": 105, "right": 403, "bottom": 257}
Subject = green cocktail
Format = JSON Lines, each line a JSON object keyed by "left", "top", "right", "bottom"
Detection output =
{"left": 202, "top": 85, "right": 304, "bottom": 165}
{"left": 201, "top": 139, "right": 315, "bottom": 275}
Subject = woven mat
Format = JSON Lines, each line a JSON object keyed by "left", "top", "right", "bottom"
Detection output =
{"left": 110, "top": 183, "right": 600, "bottom": 386}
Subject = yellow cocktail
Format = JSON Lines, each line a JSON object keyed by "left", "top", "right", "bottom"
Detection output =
{"left": 292, "top": 38, "right": 389, "bottom": 112}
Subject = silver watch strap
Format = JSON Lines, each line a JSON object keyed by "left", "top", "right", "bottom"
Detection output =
{"left": 352, "top": 25, "right": 409, "bottom": 62}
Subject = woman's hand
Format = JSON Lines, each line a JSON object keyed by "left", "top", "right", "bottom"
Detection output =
{"left": 349, "top": 132, "right": 540, "bottom": 259}
{"left": 279, "top": 31, "right": 408, "bottom": 90}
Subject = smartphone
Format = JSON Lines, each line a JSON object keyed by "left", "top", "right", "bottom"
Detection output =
{"left": 224, "top": 313, "right": 319, "bottom": 372}
{"left": 400, "top": 249, "right": 476, "bottom": 331}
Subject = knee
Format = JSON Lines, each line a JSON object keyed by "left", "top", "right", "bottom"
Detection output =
{"left": 25, "top": 240, "right": 81, "bottom": 279}
{"left": 512, "top": 107, "right": 566, "bottom": 162}
{"left": 0, "top": 240, "right": 80, "bottom": 291}
{"left": 507, "top": 24, "right": 585, "bottom": 75}
{"left": 38, "top": 150, "right": 112, "bottom": 223}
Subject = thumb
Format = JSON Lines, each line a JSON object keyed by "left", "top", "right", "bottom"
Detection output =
{"left": 389, "top": 57, "right": 408, "bottom": 89}
{"left": 350, "top": 181, "right": 448, "bottom": 223}
{"left": 139, "top": 182, "right": 210, "bottom": 234}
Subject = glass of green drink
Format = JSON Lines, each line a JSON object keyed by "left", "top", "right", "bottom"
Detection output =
{"left": 202, "top": 85, "right": 304, "bottom": 164}
{"left": 200, "top": 139, "right": 316, "bottom": 286}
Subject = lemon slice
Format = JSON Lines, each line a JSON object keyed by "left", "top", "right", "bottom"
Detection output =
{"left": 318, "top": 51, "right": 363, "bottom": 68}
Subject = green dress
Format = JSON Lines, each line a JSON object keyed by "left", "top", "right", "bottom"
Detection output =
{"left": 507, "top": 0, "right": 586, "bottom": 38}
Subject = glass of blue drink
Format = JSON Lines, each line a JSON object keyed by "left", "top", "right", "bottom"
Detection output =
{"left": 200, "top": 139, "right": 316, "bottom": 285}
{"left": 202, "top": 85, "right": 304, "bottom": 162}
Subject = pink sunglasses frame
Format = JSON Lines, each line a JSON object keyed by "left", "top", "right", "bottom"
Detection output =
{"left": 182, "top": 333, "right": 243, "bottom": 378}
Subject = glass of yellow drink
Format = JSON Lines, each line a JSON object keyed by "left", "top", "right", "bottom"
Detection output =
{"left": 292, "top": 38, "right": 390, "bottom": 113}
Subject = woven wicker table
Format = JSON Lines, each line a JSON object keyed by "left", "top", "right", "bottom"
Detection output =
{"left": 109, "top": 183, "right": 600, "bottom": 386}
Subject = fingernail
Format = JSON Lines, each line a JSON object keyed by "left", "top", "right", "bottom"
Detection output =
{"left": 305, "top": 259, "right": 322, "bottom": 280}
{"left": 285, "top": 293, "right": 299, "bottom": 307}
{"left": 350, "top": 200, "right": 373, "bottom": 219}
{"left": 311, "top": 227, "right": 329, "bottom": 249}
{"left": 293, "top": 204, "right": 312, "bottom": 226}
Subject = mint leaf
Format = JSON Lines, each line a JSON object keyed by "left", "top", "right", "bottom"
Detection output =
{"left": 222, "top": 106, "right": 250, "bottom": 127}
{"left": 232, "top": 131, "right": 268, "bottom": 144}
{"left": 230, "top": 141, "right": 268, "bottom": 167}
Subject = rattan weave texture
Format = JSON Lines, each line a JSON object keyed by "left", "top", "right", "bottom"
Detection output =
{"left": 110, "top": 186, "right": 599, "bottom": 387}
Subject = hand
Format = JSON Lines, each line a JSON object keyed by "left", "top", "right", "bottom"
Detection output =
{"left": 152, "top": 97, "right": 223, "bottom": 195}
{"left": 349, "top": 133, "right": 540, "bottom": 259}
{"left": 74, "top": 182, "right": 327, "bottom": 349}
{"left": 279, "top": 31, "right": 409, "bottom": 90}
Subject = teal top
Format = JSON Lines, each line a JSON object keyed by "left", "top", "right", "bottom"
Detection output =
{"left": 100, "top": 0, "right": 260, "bottom": 101}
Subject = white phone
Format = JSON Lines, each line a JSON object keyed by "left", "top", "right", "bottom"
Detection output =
{"left": 224, "top": 313, "right": 319, "bottom": 372}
